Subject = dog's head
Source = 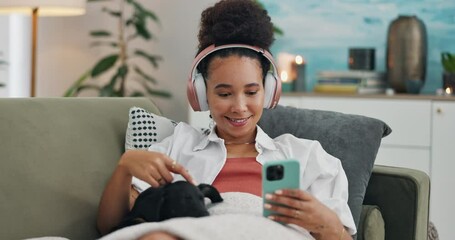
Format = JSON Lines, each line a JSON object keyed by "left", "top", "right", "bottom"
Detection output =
{"left": 115, "top": 181, "right": 223, "bottom": 231}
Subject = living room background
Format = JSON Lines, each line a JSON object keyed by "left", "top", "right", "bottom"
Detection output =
{"left": 262, "top": 0, "right": 455, "bottom": 94}
{"left": 0, "top": 0, "right": 454, "bottom": 121}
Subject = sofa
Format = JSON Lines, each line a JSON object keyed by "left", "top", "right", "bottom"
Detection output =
{"left": 0, "top": 98, "right": 430, "bottom": 240}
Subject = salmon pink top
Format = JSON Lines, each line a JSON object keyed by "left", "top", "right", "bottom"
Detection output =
{"left": 212, "top": 157, "right": 262, "bottom": 197}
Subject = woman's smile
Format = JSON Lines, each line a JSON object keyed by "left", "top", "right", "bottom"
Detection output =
{"left": 225, "top": 116, "right": 252, "bottom": 127}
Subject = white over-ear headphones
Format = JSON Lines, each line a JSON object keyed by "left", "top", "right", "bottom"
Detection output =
{"left": 187, "top": 44, "right": 282, "bottom": 112}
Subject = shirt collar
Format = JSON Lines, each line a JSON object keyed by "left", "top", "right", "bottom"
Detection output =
{"left": 193, "top": 124, "right": 277, "bottom": 151}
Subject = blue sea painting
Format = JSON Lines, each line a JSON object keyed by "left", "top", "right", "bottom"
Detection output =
{"left": 261, "top": 0, "right": 455, "bottom": 94}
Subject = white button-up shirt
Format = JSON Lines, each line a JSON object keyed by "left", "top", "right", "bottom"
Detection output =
{"left": 132, "top": 122, "right": 356, "bottom": 234}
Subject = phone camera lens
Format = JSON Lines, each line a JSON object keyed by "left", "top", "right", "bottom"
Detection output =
{"left": 266, "top": 164, "right": 284, "bottom": 181}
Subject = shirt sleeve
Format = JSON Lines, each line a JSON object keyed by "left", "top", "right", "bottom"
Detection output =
{"left": 302, "top": 141, "right": 357, "bottom": 235}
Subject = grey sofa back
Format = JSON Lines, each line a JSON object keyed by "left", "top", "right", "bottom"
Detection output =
{"left": 0, "top": 98, "right": 160, "bottom": 240}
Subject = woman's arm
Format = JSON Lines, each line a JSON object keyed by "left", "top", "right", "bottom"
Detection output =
{"left": 97, "top": 150, "right": 196, "bottom": 235}
{"left": 264, "top": 189, "right": 352, "bottom": 240}
{"left": 97, "top": 162, "right": 133, "bottom": 236}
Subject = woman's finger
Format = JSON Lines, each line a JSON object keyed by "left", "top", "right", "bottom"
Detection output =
{"left": 264, "top": 201, "right": 301, "bottom": 219}
{"left": 153, "top": 156, "right": 175, "bottom": 184}
{"left": 143, "top": 163, "right": 166, "bottom": 187}
{"left": 166, "top": 160, "right": 197, "bottom": 185}
{"left": 275, "top": 189, "right": 313, "bottom": 201}
{"left": 145, "top": 173, "right": 161, "bottom": 188}
{"left": 265, "top": 192, "right": 307, "bottom": 212}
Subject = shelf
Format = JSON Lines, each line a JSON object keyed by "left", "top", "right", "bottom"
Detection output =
{"left": 282, "top": 92, "right": 455, "bottom": 101}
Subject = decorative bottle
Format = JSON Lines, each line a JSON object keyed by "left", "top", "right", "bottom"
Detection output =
{"left": 386, "top": 15, "right": 427, "bottom": 93}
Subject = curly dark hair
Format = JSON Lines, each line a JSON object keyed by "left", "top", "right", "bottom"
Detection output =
{"left": 196, "top": 0, "right": 275, "bottom": 81}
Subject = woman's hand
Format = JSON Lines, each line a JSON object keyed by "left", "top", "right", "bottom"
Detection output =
{"left": 119, "top": 150, "right": 196, "bottom": 188}
{"left": 264, "top": 189, "right": 349, "bottom": 240}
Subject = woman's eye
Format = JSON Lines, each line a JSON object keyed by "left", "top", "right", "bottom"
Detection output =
{"left": 218, "top": 93, "right": 230, "bottom": 97}
{"left": 246, "top": 91, "right": 258, "bottom": 95}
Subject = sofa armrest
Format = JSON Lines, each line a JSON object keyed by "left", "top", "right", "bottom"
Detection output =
{"left": 357, "top": 205, "right": 385, "bottom": 240}
{"left": 363, "top": 165, "right": 430, "bottom": 240}
{"left": 0, "top": 98, "right": 161, "bottom": 240}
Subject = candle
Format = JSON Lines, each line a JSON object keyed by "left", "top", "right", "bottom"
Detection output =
{"left": 278, "top": 53, "right": 297, "bottom": 92}
{"left": 280, "top": 71, "right": 293, "bottom": 92}
{"left": 294, "top": 55, "right": 306, "bottom": 92}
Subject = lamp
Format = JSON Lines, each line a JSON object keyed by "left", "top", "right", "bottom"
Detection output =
{"left": 0, "top": 0, "right": 86, "bottom": 97}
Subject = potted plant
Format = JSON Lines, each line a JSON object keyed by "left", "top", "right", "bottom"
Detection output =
{"left": 441, "top": 52, "right": 455, "bottom": 95}
{"left": 64, "top": 0, "right": 170, "bottom": 98}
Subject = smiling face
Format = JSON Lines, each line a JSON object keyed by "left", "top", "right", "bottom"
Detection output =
{"left": 206, "top": 55, "right": 264, "bottom": 144}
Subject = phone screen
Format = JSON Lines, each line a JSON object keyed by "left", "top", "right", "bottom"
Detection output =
{"left": 262, "top": 159, "right": 300, "bottom": 218}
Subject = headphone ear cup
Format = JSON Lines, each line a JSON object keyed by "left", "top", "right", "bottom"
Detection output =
{"left": 263, "top": 72, "right": 277, "bottom": 109}
{"left": 193, "top": 73, "right": 209, "bottom": 111}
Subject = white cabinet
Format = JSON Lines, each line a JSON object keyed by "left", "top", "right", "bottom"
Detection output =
{"left": 279, "top": 95, "right": 433, "bottom": 174}
{"left": 280, "top": 93, "right": 455, "bottom": 240}
{"left": 430, "top": 101, "right": 455, "bottom": 240}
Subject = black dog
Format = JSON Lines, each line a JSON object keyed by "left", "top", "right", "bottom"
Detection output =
{"left": 114, "top": 181, "right": 223, "bottom": 231}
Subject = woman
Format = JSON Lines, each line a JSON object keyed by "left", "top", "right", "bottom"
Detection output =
{"left": 97, "top": 1, "right": 356, "bottom": 239}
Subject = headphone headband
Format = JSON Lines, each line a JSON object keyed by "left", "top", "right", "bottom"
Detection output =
{"left": 187, "top": 44, "right": 281, "bottom": 111}
{"left": 190, "top": 44, "right": 279, "bottom": 81}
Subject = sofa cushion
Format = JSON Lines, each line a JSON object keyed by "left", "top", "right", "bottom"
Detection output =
{"left": 258, "top": 105, "right": 392, "bottom": 230}
{"left": 125, "top": 107, "right": 177, "bottom": 150}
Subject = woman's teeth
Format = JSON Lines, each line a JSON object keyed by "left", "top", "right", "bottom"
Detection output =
{"left": 227, "top": 117, "right": 248, "bottom": 123}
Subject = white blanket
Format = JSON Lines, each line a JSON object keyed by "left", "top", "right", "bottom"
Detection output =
{"left": 100, "top": 192, "right": 314, "bottom": 240}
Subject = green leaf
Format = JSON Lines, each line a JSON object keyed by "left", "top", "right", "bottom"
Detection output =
{"left": 133, "top": 16, "right": 152, "bottom": 40}
{"left": 127, "top": 0, "right": 146, "bottom": 14}
{"left": 99, "top": 65, "right": 129, "bottom": 97}
{"left": 144, "top": 9, "right": 159, "bottom": 23}
{"left": 127, "top": 0, "right": 159, "bottom": 23}
{"left": 442, "top": 52, "right": 455, "bottom": 73}
{"left": 141, "top": 81, "right": 171, "bottom": 98}
{"left": 90, "top": 41, "right": 119, "bottom": 48}
{"left": 129, "top": 91, "right": 145, "bottom": 97}
{"left": 102, "top": 7, "right": 121, "bottom": 17}
{"left": 74, "top": 84, "right": 102, "bottom": 95}
{"left": 99, "top": 85, "right": 120, "bottom": 97}
{"left": 145, "top": 88, "right": 172, "bottom": 98}
{"left": 63, "top": 70, "right": 91, "bottom": 97}
{"left": 273, "top": 26, "right": 284, "bottom": 36}
{"left": 134, "top": 50, "right": 162, "bottom": 68}
{"left": 134, "top": 66, "right": 157, "bottom": 84}
{"left": 90, "top": 30, "right": 112, "bottom": 37}
{"left": 126, "top": 0, "right": 159, "bottom": 39}
{"left": 91, "top": 54, "right": 119, "bottom": 78}
{"left": 117, "top": 64, "right": 129, "bottom": 82}
{"left": 254, "top": 0, "right": 284, "bottom": 37}
{"left": 99, "top": 73, "right": 119, "bottom": 97}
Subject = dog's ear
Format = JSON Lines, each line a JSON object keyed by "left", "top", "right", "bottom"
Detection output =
{"left": 198, "top": 184, "right": 223, "bottom": 203}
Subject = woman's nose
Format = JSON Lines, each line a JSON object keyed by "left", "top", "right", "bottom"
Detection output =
{"left": 231, "top": 96, "right": 248, "bottom": 112}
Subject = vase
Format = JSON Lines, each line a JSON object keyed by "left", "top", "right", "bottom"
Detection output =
{"left": 386, "top": 15, "right": 427, "bottom": 93}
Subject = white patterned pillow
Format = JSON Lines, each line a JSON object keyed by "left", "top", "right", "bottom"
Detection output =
{"left": 125, "top": 107, "right": 178, "bottom": 150}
